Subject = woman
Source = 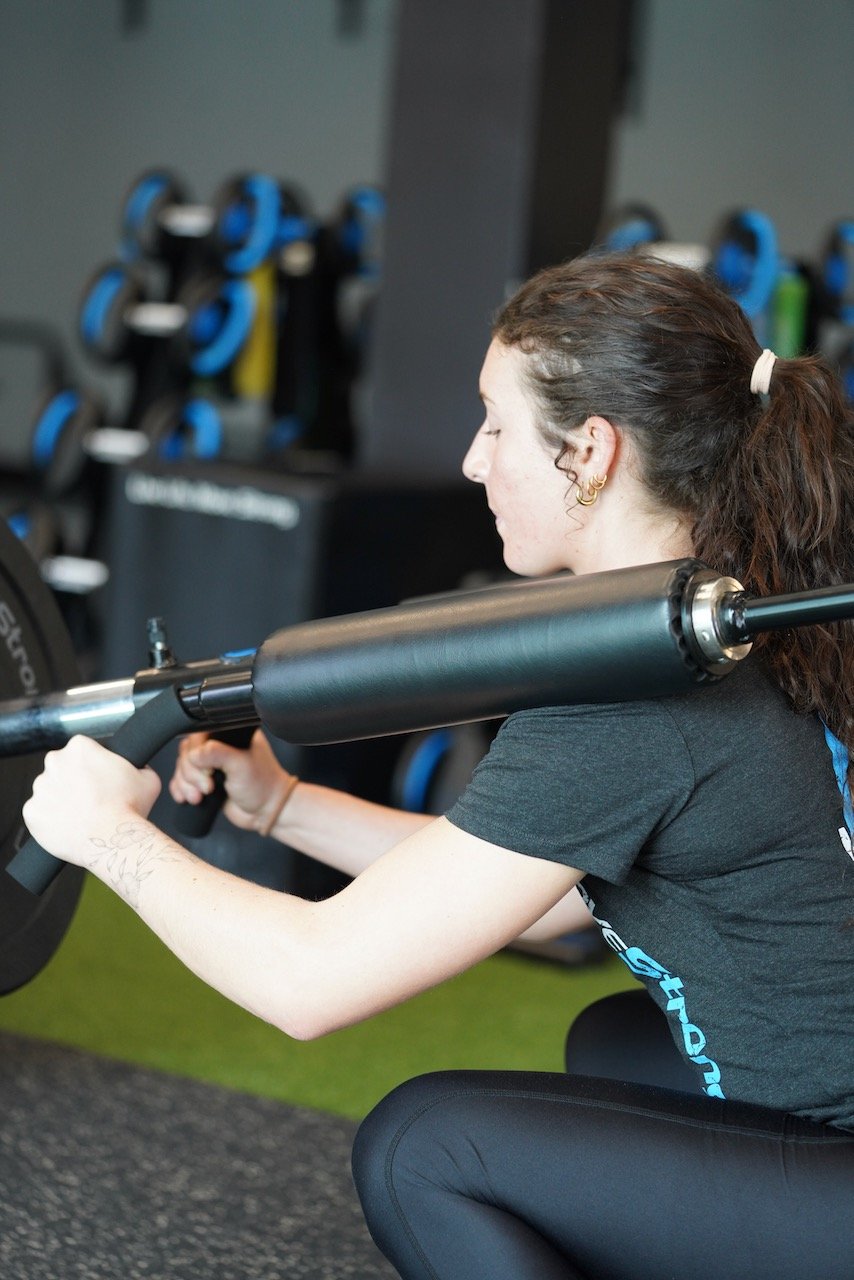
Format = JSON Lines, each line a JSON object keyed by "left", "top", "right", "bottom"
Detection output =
{"left": 24, "top": 255, "right": 854, "bottom": 1278}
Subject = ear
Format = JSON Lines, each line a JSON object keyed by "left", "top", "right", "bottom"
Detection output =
{"left": 572, "top": 415, "right": 620, "bottom": 476}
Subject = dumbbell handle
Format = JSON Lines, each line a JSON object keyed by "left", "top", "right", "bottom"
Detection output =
{"left": 127, "top": 302, "right": 187, "bottom": 337}
{"left": 159, "top": 205, "right": 216, "bottom": 238}
{"left": 8, "top": 686, "right": 199, "bottom": 896}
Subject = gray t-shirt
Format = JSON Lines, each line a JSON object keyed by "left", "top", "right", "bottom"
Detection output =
{"left": 447, "top": 661, "right": 854, "bottom": 1130}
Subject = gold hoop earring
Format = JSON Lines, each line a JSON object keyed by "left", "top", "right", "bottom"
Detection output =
{"left": 576, "top": 473, "right": 607, "bottom": 507}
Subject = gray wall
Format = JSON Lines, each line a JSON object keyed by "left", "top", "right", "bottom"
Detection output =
{"left": 0, "top": 0, "right": 398, "bottom": 392}
{"left": 610, "top": 0, "right": 854, "bottom": 259}
{"left": 1, "top": 0, "right": 852, "bottom": 462}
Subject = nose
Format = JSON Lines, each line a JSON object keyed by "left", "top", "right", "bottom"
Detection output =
{"left": 462, "top": 426, "right": 488, "bottom": 484}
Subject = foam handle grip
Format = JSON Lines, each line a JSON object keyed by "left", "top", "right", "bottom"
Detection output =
{"left": 166, "top": 725, "right": 257, "bottom": 838}
{"left": 252, "top": 559, "right": 712, "bottom": 746}
{"left": 8, "top": 686, "right": 198, "bottom": 896}
{"left": 171, "top": 772, "right": 228, "bottom": 839}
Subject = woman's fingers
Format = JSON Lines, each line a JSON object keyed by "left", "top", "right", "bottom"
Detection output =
{"left": 169, "top": 729, "right": 286, "bottom": 820}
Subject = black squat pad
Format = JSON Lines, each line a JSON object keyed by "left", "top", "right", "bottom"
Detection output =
{"left": 0, "top": 520, "right": 83, "bottom": 994}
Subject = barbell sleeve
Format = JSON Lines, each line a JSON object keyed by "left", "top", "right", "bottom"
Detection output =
{"left": 251, "top": 559, "right": 728, "bottom": 744}
{"left": 0, "top": 678, "right": 139, "bottom": 757}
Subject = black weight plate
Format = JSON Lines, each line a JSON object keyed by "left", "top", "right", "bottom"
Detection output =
{"left": 0, "top": 499, "right": 60, "bottom": 566}
{"left": 390, "top": 723, "right": 496, "bottom": 816}
{"left": 0, "top": 520, "right": 83, "bottom": 994}
{"left": 31, "top": 386, "right": 103, "bottom": 498}
{"left": 120, "top": 168, "right": 189, "bottom": 262}
{"left": 78, "top": 262, "right": 143, "bottom": 364}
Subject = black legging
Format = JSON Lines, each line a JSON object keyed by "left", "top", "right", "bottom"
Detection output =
{"left": 352, "top": 994, "right": 854, "bottom": 1279}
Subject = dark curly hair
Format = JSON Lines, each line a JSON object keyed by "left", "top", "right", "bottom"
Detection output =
{"left": 493, "top": 253, "right": 854, "bottom": 775}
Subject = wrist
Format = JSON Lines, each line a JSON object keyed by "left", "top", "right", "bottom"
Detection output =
{"left": 72, "top": 802, "right": 144, "bottom": 868}
{"left": 257, "top": 773, "right": 301, "bottom": 838}
{"left": 86, "top": 812, "right": 185, "bottom": 909}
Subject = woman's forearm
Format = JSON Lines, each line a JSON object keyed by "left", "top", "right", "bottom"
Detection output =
{"left": 172, "top": 732, "right": 434, "bottom": 877}
{"left": 87, "top": 812, "right": 324, "bottom": 1037}
{"left": 174, "top": 734, "right": 590, "bottom": 942}
{"left": 270, "top": 780, "right": 434, "bottom": 876}
{"left": 269, "top": 781, "right": 593, "bottom": 942}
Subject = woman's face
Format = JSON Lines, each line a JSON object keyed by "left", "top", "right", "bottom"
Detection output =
{"left": 462, "top": 340, "right": 577, "bottom": 576}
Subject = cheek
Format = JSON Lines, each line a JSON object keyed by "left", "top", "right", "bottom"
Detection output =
{"left": 522, "top": 459, "right": 568, "bottom": 516}
{"left": 491, "top": 441, "right": 567, "bottom": 527}
{"left": 506, "top": 479, "right": 565, "bottom": 550}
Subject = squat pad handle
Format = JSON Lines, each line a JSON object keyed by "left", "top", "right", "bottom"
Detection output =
{"left": 165, "top": 724, "right": 256, "bottom": 838}
{"left": 8, "top": 686, "right": 197, "bottom": 896}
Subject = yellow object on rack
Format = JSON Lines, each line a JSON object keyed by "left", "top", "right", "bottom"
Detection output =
{"left": 232, "top": 260, "right": 278, "bottom": 398}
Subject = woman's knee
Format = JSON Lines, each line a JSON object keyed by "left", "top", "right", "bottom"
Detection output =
{"left": 351, "top": 1077, "right": 404, "bottom": 1216}
{"left": 564, "top": 990, "right": 702, "bottom": 1093}
{"left": 352, "top": 1070, "right": 461, "bottom": 1213}
{"left": 353, "top": 1071, "right": 484, "bottom": 1278}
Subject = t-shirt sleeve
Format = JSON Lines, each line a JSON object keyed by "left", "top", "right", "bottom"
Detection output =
{"left": 445, "top": 702, "right": 695, "bottom": 884}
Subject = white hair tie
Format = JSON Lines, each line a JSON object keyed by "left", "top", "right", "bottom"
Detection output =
{"left": 750, "top": 348, "right": 777, "bottom": 396}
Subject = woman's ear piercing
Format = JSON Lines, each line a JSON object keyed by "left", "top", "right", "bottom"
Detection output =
{"left": 576, "top": 473, "right": 608, "bottom": 506}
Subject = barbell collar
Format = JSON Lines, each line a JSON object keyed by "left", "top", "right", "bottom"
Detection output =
{"left": 0, "top": 657, "right": 254, "bottom": 759}
{"left": 176, "top": 667, "right": 257, "bottom": 727}
{"left": 681, "top": 575, "right": 752, "bottom": 667}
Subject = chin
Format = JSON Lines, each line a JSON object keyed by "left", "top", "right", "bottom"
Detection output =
{"left": 501, "top": 548, "right": 526, "bottom": 576}
{"left": 503, "top": 552, "right": 557, "bottom": 578}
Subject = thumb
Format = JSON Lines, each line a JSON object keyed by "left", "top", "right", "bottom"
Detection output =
{"left": 186, "top": 737, "right": 248, "bottom": 774}
{"left": 139, "top": 765, "right": 163, "bottom": 810}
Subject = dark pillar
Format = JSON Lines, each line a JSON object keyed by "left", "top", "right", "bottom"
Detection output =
{"left": 361, "top": 0, "right": 633, "bottom": 479}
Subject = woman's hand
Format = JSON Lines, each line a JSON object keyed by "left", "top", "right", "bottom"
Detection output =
{"left": 169, "top": 728, "right": 294, "bottom": 837}
{"left": 22, "top": 736, "right": 162, "bottom": 869}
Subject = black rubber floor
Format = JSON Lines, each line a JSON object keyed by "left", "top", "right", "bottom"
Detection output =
{"left": 0, "top": 1031, "right": 396, "bottom": 1279}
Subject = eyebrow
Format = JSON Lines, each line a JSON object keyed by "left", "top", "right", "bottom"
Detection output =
{"left": 478, "top": 388, "right": 494, "bottom": 404}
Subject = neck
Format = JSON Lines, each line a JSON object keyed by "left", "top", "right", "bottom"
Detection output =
{"left": 571, "top": 502, "right": 695, "bottom": 576}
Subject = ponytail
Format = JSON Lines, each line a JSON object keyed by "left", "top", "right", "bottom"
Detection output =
{"left": 693, "top": 353, "right": 854, "bottom": 761}
{"left": 493, "top": 254, "right": 854, "bottom": 777}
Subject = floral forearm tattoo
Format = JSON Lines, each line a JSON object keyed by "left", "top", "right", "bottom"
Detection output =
{"left": 89, "top": 820, "right": 181, "bottom": 909}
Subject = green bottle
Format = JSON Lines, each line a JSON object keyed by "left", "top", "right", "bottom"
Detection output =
{"left": 771, "top": 266, "right": 810, "bottom": 357}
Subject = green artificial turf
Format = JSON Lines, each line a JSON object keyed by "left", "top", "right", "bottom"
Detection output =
{"left": 0, "top": 876, "right": 636, "bottom": 1120}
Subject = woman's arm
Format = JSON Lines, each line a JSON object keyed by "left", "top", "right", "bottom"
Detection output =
{"left": 170, "top": 730, "right": 433, "bottom": 875}
{"left": 171, "top": 730, "right": 592, "bottom": 939}
{"left": 25, "top": 737, "right": 582, "bottom": 1040}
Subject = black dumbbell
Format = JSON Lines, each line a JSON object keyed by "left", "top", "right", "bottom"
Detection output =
{"left": 137, "top": 392, "right": 225, "bottom": 461}
{"left": 30, "top": 382, "right": 105, "bottom": 497}
{"left": 78, "top": 260, "right": 256, "bottom": 378}
{"left": 267, "top": 185, "right": 384, "bottom": 461}
{"left": 0, "top": 319, "right": 104, "bottom": 499}
{"left": 820, "top": 219, "right": 854, "bottom": 325}
{"left": 594, "top": 202, "right": 668, "bottom": 254}
{"left": 120, "top": 168, "right": 312, "bottom": 277}
{"left": 710, "top": 208, "right": 781, "bottom": 329}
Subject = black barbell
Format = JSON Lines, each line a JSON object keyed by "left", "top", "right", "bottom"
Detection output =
{"left": 6, "top": 554, "right": 854, "bottom": 910}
